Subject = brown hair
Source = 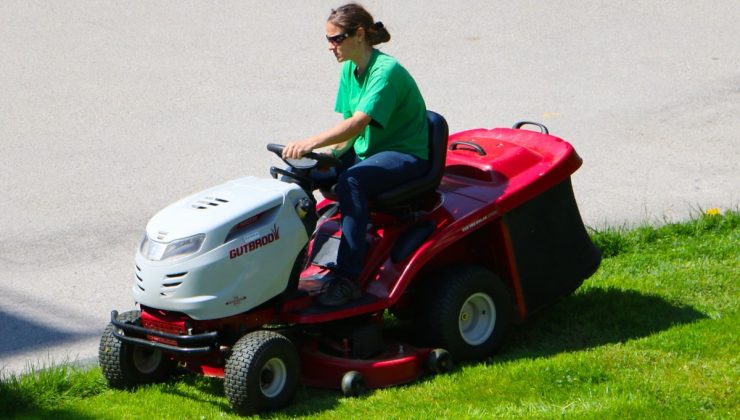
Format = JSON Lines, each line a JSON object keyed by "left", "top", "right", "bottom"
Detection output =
{"left": 328, "top": 3, "right": 390, "bottom": 46}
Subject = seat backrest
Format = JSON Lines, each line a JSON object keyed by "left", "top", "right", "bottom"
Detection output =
{"left": 373, "top": 110, "right": 449, "bottom": 208}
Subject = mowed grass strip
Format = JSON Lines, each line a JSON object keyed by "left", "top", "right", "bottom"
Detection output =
{"left": 2, "top": 211, "right": 737, "bottom": 419}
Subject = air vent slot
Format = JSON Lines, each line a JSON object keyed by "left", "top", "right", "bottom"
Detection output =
{"left": 166, "top": 272, "right": 188, "bottom": 279}
{"left": 137, "top": 284, "right": 145, "bottom": 292}
{"left": 162, "top": 281, "right": 182, "bottom": 288}
{"left": 191, "top": 196, "right": 229, "bottom": 210}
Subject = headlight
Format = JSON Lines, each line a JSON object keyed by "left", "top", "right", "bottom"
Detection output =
{"left": 140, "top": 234, "right": 206, "bottom": 261}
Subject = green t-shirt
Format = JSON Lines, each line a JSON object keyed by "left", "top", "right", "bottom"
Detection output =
{"left": 334, "top": 49, "right": 428, "bottom": 160}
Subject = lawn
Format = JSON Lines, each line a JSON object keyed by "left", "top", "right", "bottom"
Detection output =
{"left": 2, "top": 211, "right": 738, "bottom": 419}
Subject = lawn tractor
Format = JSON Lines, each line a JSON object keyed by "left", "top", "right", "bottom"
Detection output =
{"left": 99, "top": 111, "right": 601, "bottom": 414}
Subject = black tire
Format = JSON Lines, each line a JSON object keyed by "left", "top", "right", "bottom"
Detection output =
{"left": 340, "top": 370, "right": 367, "bottom": 397}
{"left": 224, "top": 330, "right": 300, "bottom": 415}
{"left": 98, "top": 310, "right": 176, "bottom": 389}
{"left": 414, "top": 266, "right": 513, "bottom": 360}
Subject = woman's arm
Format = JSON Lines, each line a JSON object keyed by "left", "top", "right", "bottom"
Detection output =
{"left": 282, "top": 111, "right": 372, "bottom": 159}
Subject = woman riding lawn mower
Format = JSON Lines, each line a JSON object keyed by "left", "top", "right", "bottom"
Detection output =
{"left": 99, "top": 4, "right": 600, "bottom": 415}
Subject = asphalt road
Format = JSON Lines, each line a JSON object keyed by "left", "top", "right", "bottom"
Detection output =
{"left": 1, "top": 1, "right": 738, "bottom": 376}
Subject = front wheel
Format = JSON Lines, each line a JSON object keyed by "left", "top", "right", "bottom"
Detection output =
{"left": 224, "top": 330, "right": 300, "bottom": 415}
{"left": 414, "top": 266, "right": 513, "bottom": 360}
{"left": 98, "top": 310, "right": 176, "bottom": 388}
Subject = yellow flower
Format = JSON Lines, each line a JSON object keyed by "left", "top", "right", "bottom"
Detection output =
{"left": 705, "top": 207, "right": 721, "bottom": 216}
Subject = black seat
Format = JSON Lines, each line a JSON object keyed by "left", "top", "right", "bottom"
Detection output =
{"left": 320, "top": 111, "right": 448, "bottom": 209}
{"left": 372, "top": 110, "right": 448, "bottom": 208}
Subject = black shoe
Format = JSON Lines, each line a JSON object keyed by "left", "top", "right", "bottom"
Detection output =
{"left": 317, "top": 275, "right": 361, "bottom": 307}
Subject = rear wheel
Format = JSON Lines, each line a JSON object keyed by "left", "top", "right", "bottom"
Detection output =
{"left": 414, "top": 266, "right": 513, "bottom": 360}
{"left": 98, "top": 310, "right": 176, "bottom": 388}
{"left": 224, "top": 330, "right": 299, "bottom": 415}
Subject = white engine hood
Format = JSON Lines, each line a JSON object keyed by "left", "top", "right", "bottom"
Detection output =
{"left": 145, "top": 176, "right": 298, "bottom": 242}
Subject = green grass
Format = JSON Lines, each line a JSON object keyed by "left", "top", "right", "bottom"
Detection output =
{"left": 2, "top": 211, "right": 738, "bottom": 419}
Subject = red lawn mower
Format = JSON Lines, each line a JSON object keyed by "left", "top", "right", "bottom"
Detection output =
{"left": 99, "top": 111, "right": 601, "bottom": 414}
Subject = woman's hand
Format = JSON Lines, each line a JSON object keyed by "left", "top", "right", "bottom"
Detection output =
{"left": 283, "top": 111, "right": 370, "bottom": 160}
{"left": 282, "top": 141, "right": 315, "bottom": 160}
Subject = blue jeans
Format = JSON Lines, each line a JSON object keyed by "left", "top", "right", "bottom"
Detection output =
{"left": 308, "top": 150, "right": 429, "bottom": 280}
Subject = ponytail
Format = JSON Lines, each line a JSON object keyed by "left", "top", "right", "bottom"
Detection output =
{"left": 366, "top": 21, "right": 391, "bottom": 45}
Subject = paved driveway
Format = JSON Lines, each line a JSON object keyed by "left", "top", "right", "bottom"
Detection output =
{"left": 1, "top": 1, "right": 738, "bottom": 375}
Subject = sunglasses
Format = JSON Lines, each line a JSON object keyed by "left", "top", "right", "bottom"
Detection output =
{"left": 326, "top": 32, "right": 350, "bottom": 45}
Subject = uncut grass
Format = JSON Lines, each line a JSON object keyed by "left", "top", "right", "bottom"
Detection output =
{"left": 2, "top": 212, "right": 737, "bottom": 419}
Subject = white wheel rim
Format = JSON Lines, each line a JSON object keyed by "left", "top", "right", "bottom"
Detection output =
{"left": 458, "top": 292, "right": 496, "bottom": 345}
{"left": 260, "top": 357, "right": 287, "bottom": 398}
{"left": 132, "top": 347, "right": 162, "bottom": 374}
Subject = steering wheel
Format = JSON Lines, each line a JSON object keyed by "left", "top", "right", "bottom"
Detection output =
{"left": 266, "top": 143, "right": 344, "bottom": 171}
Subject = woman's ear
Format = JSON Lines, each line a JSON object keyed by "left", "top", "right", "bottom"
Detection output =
{"left": 354, "top": 26, "right": 366, "bottom": 43}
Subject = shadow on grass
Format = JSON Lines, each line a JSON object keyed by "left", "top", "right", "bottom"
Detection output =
{"left": 498, "top": 287, "right": 707, "bottom": 360}
{"left": 156, "top": 373, "right": 233, "bottom": 412}
{"left": 0, "top": 381, "right": 99, "bottom": 420}
{"left": 0, "top": 406, "right": 100, "bottom": 420}
{"left": 156, "top": 367, "right": 343, "bottom": 417}
{"left": 273, "top": 288, "right": 711, "bottom": 417}
{"left": 269, "top": 386, "right": 347, "bottom": 418}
